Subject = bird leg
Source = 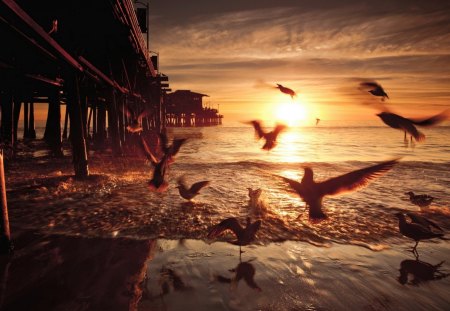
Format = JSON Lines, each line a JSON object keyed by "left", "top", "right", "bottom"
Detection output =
{"left": 411, "top": 241, "right": 419, "bottom": 258}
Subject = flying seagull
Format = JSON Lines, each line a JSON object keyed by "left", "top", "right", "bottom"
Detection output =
{"left": 360, "top": 81, "right": 389, "bottom": 101}
{"left": 120, "top": 105, "right": 150, "bottom": 133}
{"left": 276, "top": 84, "right": 297, "bottom": 99}
{"left": 279, "top": 159, "right": 399, "bottom": 219}
{"left": 249, "top": 120, "right": 287, "bottom": 151}
{"left": 158, "top": 129, "right": 187, "bottom": 163}
{"left": 315, "top": 118, "right": 320, "bottom": 126}
{"left": 376, "top": 110, "right": 448, "bottom": 142}
{"left": 405, "top": 192, "right": 434, "bottom": 208}
{"left": 395, "top": 212, "right": 444, "bottom": 257}
{"left": 176, "top": 177, "right": 210, "bottom": 201}
{"left": 139, "top": 135, "right": 169, "bottom": 192}
{"left": 207, "top": 217, "right": 261, "bottom": 254}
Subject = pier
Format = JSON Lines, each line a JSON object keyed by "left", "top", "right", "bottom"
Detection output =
{"left": 0, "top": 0, "right": 165, "bottom": 177}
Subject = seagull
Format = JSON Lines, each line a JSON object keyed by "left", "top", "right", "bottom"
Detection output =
{"left": 279, "top": 159, "right": 399, "bottom": 219}
{"left": 395, "top": 212, "right": 444, "bottom": 257}
{"left": 405, "top": 192, "right": 434, "bottom": 208}
{"left": 249, "top": 120, "right": 287, "bottom": 151}
{"left": 207, "top": 217, "right": 261, "bottom": 254}
{"left": 216, "top": 260, "right": 261, "bottom": 292}
{"left": 360, "top": 81, "right": 389, "bottom": 101}
{"left": 376, "top": 110, "right": 448, "bottom": 142}
{"left": 176, "top": 177, "right": 210, "bottom": 201}
{"left": 120, "top": 105, "right": 150, "bottom": 133}
{"left": 139, "top": 135, "right": 169, "bottom": 192}
{"left": 315, "top": 118, "right": 320, "bottom": 126}
{"left": 406, "top": 212, "right": 443, "bottom": 232}
{"left": 158, "top": 129, "right": 187, "bottom": 163}
{"left": 275, "top": 84, "right": 297, "bottom": 99}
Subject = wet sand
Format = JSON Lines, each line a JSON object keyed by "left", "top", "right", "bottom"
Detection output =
{"left": 1, "top": 230, "right": 449, "bottom": 310}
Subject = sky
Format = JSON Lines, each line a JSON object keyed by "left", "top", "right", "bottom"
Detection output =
{"left": 148, "top": 0, "right": 450, "bottom": 125}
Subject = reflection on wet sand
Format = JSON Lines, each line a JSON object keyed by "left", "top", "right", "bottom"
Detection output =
{"left": 216, "top": 258, "right": 262, "bottom": 292}
{"left": 398, "top": 259, "right": 449, "bottom": 286}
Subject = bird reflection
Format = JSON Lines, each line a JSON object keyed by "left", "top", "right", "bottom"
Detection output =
{"left": 207, "top": 217, "right": 261, "bottom": 255}
{"left": 398, "top": 259, "right": 449, "bottom": 286}
{"left": 360, "top": 81, "right": 389, "bottom": 101}
{"left": 176, "top": 176, "right": 210, "bottom": 201}
{"left": 248, "top": 120, "right": 287, "bottom": 151}
{"left": 216, "top": 259, "right": 262, "bottom": 292}
{"left": 275, "top": 83, "right": 297, "bottom": 99}
{"left": 395, "top": 212, "right": 444, "bottom": 257}
{"left": 405, "top": 191, "right": 435, "bottom": 208}
{"left": 376, "top": 110, "right": 448, "bottom": 142}
{"left": 278, "top": 159, "right": 399, "bottom": 219}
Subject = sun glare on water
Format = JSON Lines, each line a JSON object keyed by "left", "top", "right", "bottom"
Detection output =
{"left": 275, "top": 101, "right": 308, "bottom": 127}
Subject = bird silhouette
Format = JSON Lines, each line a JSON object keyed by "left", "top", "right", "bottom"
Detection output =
{"left": 176, "top": 177, "right": 210, "bottom": 201}
{"left": 157, "top": 129, "right": 187, "bottom": 163}
{"left": 398, "top": 259, "right": 448, "bottom": 285}
{"left": 139, "top": 135, "right": 169, "bottom": 192}
{"left": 249, "top": 120, "right": 287, "bottom": 151}
{"left": 406, "top": 212, "right": 443, "bottom": 232}
{"left": 315, "top": 118, "right": 320, "bottom": 126}
{"left": 279, "top": 159, "right": 399, "bottom": 219}
{"left": 405, "top": 191, "right": 434, "bottom": 208}
{"left": 376, "top": 110, "right": 448, "bottom": 142}
{"left": 275, "top": 84, "right": 297, "bottom": 99}
{"left": 216, "top": 260, "right": 262, "bottom": 292}
{"left": 120, "top": 105, "right": 150, "bottom": 133}
{"left": 207, "top": 217, "right": 261, "bottom": 254}
{"left": 360, "top": 81, "right": 389, "bottom": 101}
{"left": 395, "top": 212, "right": 444, "bottom": 257}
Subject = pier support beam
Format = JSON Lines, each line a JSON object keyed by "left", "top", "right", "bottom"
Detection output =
{"left": 28, "top": 101, "right": 36, "bottom": 139}
{"left": 65, "top": 73, "right": 89, "bottom": 178}
{"left": 44, "top": 89, "right": 63, "bottom": 156}
{"left": 107, "top": 89, "right": 122, "bottom": 156}
{"left": 0, "top": 151, "right": 13, "bottom": 254}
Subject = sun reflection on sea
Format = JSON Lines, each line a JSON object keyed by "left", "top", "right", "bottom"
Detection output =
{"left": 273, "top": 129, "right": 309, "bottom": 163}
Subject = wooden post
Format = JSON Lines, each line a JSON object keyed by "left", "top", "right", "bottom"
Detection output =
{"left": 0, "top": 91, "right": 13, "bottom": 144}
{"left": 44, "top": 89, "right": 63, "bottom": 156}
{"left": 66, "top": 73, "right": 89, "bottom": 178}
{"left": 87, "top": 107, "right": 93, "bottom": 140}
{"left": 107, "top": 89, "right": 122, "bottom": 155}
{"left": 12, "top": 99, "right": 21, "bottom": 144}
{"left": 23, "top": 101, "right": 29, "bottom": 138}
{"left": 0, "top": 151, "right": 13, "bottom": 254}
{"left": 92, "top": 102, "right": 97, "bottom": 141}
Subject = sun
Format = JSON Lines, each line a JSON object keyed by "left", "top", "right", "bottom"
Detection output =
{"left": 275, "top": 102, "right": 308, "bottom": 126}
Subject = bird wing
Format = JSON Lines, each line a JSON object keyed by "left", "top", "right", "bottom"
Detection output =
{"left": 169, "top": 138, "right": 187, "bottom": 157}
{"left": 189, "top": 180, "right": 210, "bottom": 193}
{"left": 139, "top": 136, "right": 159, "bottom": 165}
{"left": 120, "top": 105, "right": 133, "bottom": 118}
{"left": 273, "top": 124, "right": 287, "bottom": 137}
{"left": 248, "top": 220, "right": 262, "bottom": 236}
{"left": 398, "top": 119, "right": 425, "bottom": 141}
{"left": 409, "top": 110, "right": 448, "bottom": 127}
{"left": 250, "top": 120, "right": 265, "bottom": 139}
{"left": 318, "top": 159, "right": 399, "bottom": 196}
{"left": 360, "top": 82, "right": 380, "bottom": 89}
{"left": 406, "top": 212, "right": 443, "bottom": 232}
{"left": 137, "top": 109, "right": 151, "bottom": 120}
{"left": 277, "top": 175, "right": 305, "bottom": 198}
{"left": 159, "top": 130, "right": 170, "bottom": 152}
{"left": 207, "top": 218, "right": 242, "bottom": 239}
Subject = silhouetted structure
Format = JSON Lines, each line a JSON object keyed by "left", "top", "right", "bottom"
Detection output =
{"left": 164, "top": 90, "right": 223, "bottom": 127}
{"left": 0, "top": 0, "right": 168, "bottom": 177}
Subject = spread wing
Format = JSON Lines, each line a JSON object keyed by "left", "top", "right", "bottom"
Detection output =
{"left": 139, "top": 136, "right": 159, "bottom": 165}
{"left": 189, "top": 180, "right": 210, "bottom": 194}
{"left": 169, "top": 138, "right": 187, "bottom": 157}
{"left": 398, "top": 119, "right": 425, "bottom": 141}
{"left": 247, "top": 220, "right": 261, "bottom": 236}
{"left": 409, "top": 110, "right": 448, "bottom": 127}
{"left": 250, "top": 120, "right": 265, "bottom": 139}
{"left": 406, "top": 212, "right": 443, "bottom": 232}
{"left": 318, "top": 159, "right": 399, "bottom": 196}
{"left": 277, "top": 175, "right": 305, "bottom": 198}
{"left": 207, "top": 218, "right": 242, "bottom": 239}
{"left": 120, "top": 105, "right": 134, "bottom": 118}
{"left": 273, "top": 124, "right": 287, "bottom": 137}
{"left": 360, "top": 81, "right": 380, "bottom": 89}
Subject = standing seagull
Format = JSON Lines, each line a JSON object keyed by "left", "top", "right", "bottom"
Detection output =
{"left": 207, "top": 217, "right": 261, "bottom": 254}
{"left": 249, "top": 120, "right": 287, "bottom": 151}
{"left": 279, "top": 159, "right": 399, "bottom": 219}
{"left": 360, "top": 81, "right": 389, "bottom": 101}
{"left": 405, "top": 192, "right": 434, "bottom": 208}
{"left": 176, "top": 177, "right": 210, "bottom": 201}
{"left": 276, "top": 84, "right": 297, "bottom": 99}
{"left": 395, "top": 212, "right": 444, "bottom": 257}
{"left": 376, "top": 110, "right": 448, "bottom": 142}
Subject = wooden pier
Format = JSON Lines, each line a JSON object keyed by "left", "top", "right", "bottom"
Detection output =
{"left": 0, "top": 0, "right": 167, "bottom": 177}
{"left": 164, "top": 90, "right": 223, "bottom": 127}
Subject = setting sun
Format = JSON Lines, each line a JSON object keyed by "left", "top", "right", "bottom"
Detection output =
{"left": 275, "top": 102, "right": 308, "bottom": 126}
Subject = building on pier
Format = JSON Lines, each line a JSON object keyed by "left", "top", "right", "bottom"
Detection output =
{"left": 164, "top": 90, "right": 223, "bottom": 127}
